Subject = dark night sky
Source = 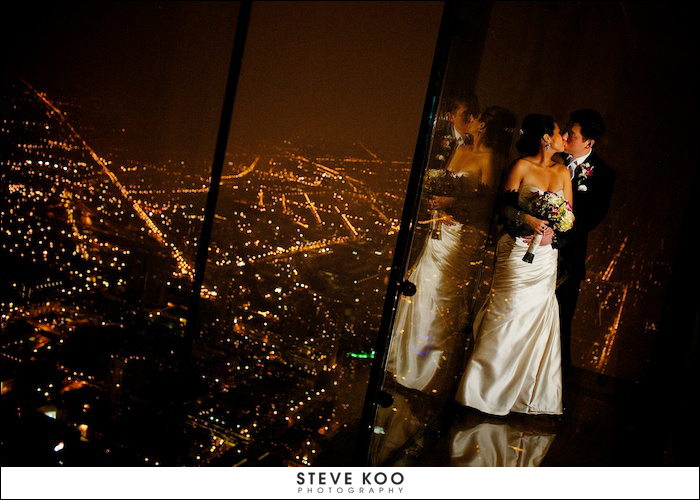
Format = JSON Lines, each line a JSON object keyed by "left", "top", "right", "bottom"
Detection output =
{"left": 231, "top": 1, "right": 443, "bottom": 153}
{"left": 4, "top": 2, "right": 233, "bottom": 164}
{"left": 3, "top": 1, "right": 444, "bottom": 165}
{"left": 4, "top": 1, "right": 696, "bottom": 225}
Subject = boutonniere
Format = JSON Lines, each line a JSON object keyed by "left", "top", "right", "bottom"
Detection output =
{"left": 435, "top": 135, "right": 456, "bottom": 163}
{"left": 576, "top": 162, "right": 594, "bottom": 191}
{"left": 440, "top": 135, "right": 455, "bottom": 150}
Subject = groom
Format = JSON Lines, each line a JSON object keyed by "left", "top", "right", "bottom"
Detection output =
{"left": 430, "top": 91, "right": 480, "bottom": 169}
{"left": 412, "top": 91, "right": 480, "bottom": 248}
{"left": 555, "top": 109, "right": 615, "bottom": 378}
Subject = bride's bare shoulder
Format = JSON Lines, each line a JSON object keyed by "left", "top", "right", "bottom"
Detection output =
{"left": 553, "top": 162, "right": 570, "bottom": 177}
{"left": 510, "top": 158, "right": 532, "bottom": 174}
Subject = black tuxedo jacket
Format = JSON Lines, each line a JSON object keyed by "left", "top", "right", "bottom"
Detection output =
{"left": 557, "top": 150, "right": 615, "bottom": 283}
{"left": 427, "top": 121, "right": 461, "bottom": 172}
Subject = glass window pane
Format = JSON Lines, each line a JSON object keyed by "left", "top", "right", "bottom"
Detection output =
{"left": 3, "top": 0, "right": 445, "bottom": 468}
{"left": 2, "top": 1, "right": 240, "bottom": 465}
{"left": 367, "top": 0, "right": 696, "bottom": 467}
{"left": 190, "top": 0, "right": 443, "bottom": 466}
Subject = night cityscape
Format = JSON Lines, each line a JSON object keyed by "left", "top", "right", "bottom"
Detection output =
{"left": 1, "top": 2, "right": 697, "bottom": 498}
{"left": 1, "top": 69, "right": 693, "bottom": 467}
{"left": 2, "top": 78, "right": 418, "bottom": 466}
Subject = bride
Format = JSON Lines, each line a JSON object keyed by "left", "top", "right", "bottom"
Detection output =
{"left": 386, "top": 106, "right": 515, "bottom": 397}
{"left": 454, "top": 114, "right": 573, "bottom": 416}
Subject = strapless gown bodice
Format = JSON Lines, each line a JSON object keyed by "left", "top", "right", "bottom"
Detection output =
{"left": 518, "top": 184, "right": 565, "bottom": 210}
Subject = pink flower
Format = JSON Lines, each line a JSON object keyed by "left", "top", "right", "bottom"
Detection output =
{"left": 577, "top": 163, "right": 594, "bottom": 181}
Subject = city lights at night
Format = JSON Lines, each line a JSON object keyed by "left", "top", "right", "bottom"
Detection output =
{"left": 1, "top": 2, "right": 697, "bottom": 498}
{"left": 2, "top": 76, "right": 417, "bottom": 466}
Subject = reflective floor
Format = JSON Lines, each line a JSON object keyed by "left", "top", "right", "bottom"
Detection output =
{"left": 368, "top": 366, "right": 690, "bottom": 467}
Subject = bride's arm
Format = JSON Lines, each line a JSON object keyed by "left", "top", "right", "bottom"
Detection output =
{"left": 499, "top": 161, "right": 524, "bottom": 228}
{"left": 500, "top": 161, "right": 546, "bottom": 234}
{"left": 480, "top": 152, "right": 499, "bottom": 190}
{"left": 562, "top": 166, "right": 574, "bottom": 208}
{"left": 501, "top": 159, "right": 525, "bottom": 193}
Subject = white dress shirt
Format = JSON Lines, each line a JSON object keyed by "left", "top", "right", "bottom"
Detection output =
{"left": 568, "top": 150, "right": 593, "bottom": 179}
{"left": 453, "top": 127, "right": 465, "bottom": 147}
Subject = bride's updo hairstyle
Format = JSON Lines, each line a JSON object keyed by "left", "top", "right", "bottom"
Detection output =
{"left": 516, "top": 114, "right": 555, "bottom": 156}
{"left": 480, "top": 105, "right": 517, "bottom": 158}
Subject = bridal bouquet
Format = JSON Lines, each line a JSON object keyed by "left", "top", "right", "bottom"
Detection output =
{"left": 425, "top": 168, "right": 459, "bottom": 194}
{"left": 424, "top": 168, "right": 458, "bottom": 239}
{"left": 523, "top": 191, "right": 575, "bottom": 263}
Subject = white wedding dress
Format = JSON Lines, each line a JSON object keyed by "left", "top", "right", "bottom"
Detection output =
{"left": 387, "top": 172, "right": 486, "bottom": 394}
{"left": 454, "top": 185, "right": 563, "bottom": 416}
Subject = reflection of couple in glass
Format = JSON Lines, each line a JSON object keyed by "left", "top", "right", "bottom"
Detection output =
{"left": 389, "top": 109, "right": 611, "bottom": 417}
{"left": 386, "top": 104, "right": 516, "bottom": 396}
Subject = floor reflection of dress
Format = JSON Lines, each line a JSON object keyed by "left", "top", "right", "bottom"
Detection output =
{"left": 450, "top": 411, "right": 557, "bottom": 467}
{"left": 369, "top": 394, "right": 558, "bottom": 466}
{"left": 387, "top": 171, "right": 493, "bottom": 396}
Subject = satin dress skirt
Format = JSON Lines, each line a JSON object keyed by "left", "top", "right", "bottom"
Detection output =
{"left": 387, "top": 222, "right": 480, "bottom": 395}
{"left": 455, "top": 233, "right": 563, "bottom": 415}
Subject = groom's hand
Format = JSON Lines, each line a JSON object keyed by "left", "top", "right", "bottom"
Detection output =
{"left": 523, "top": 213, "right": 550, "bottom": 235}
{"left": 442, "top": 214, "right": 458, "bottom": 226}
{"left": 430, "top": 195, "right": 455, "bottom": 210}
